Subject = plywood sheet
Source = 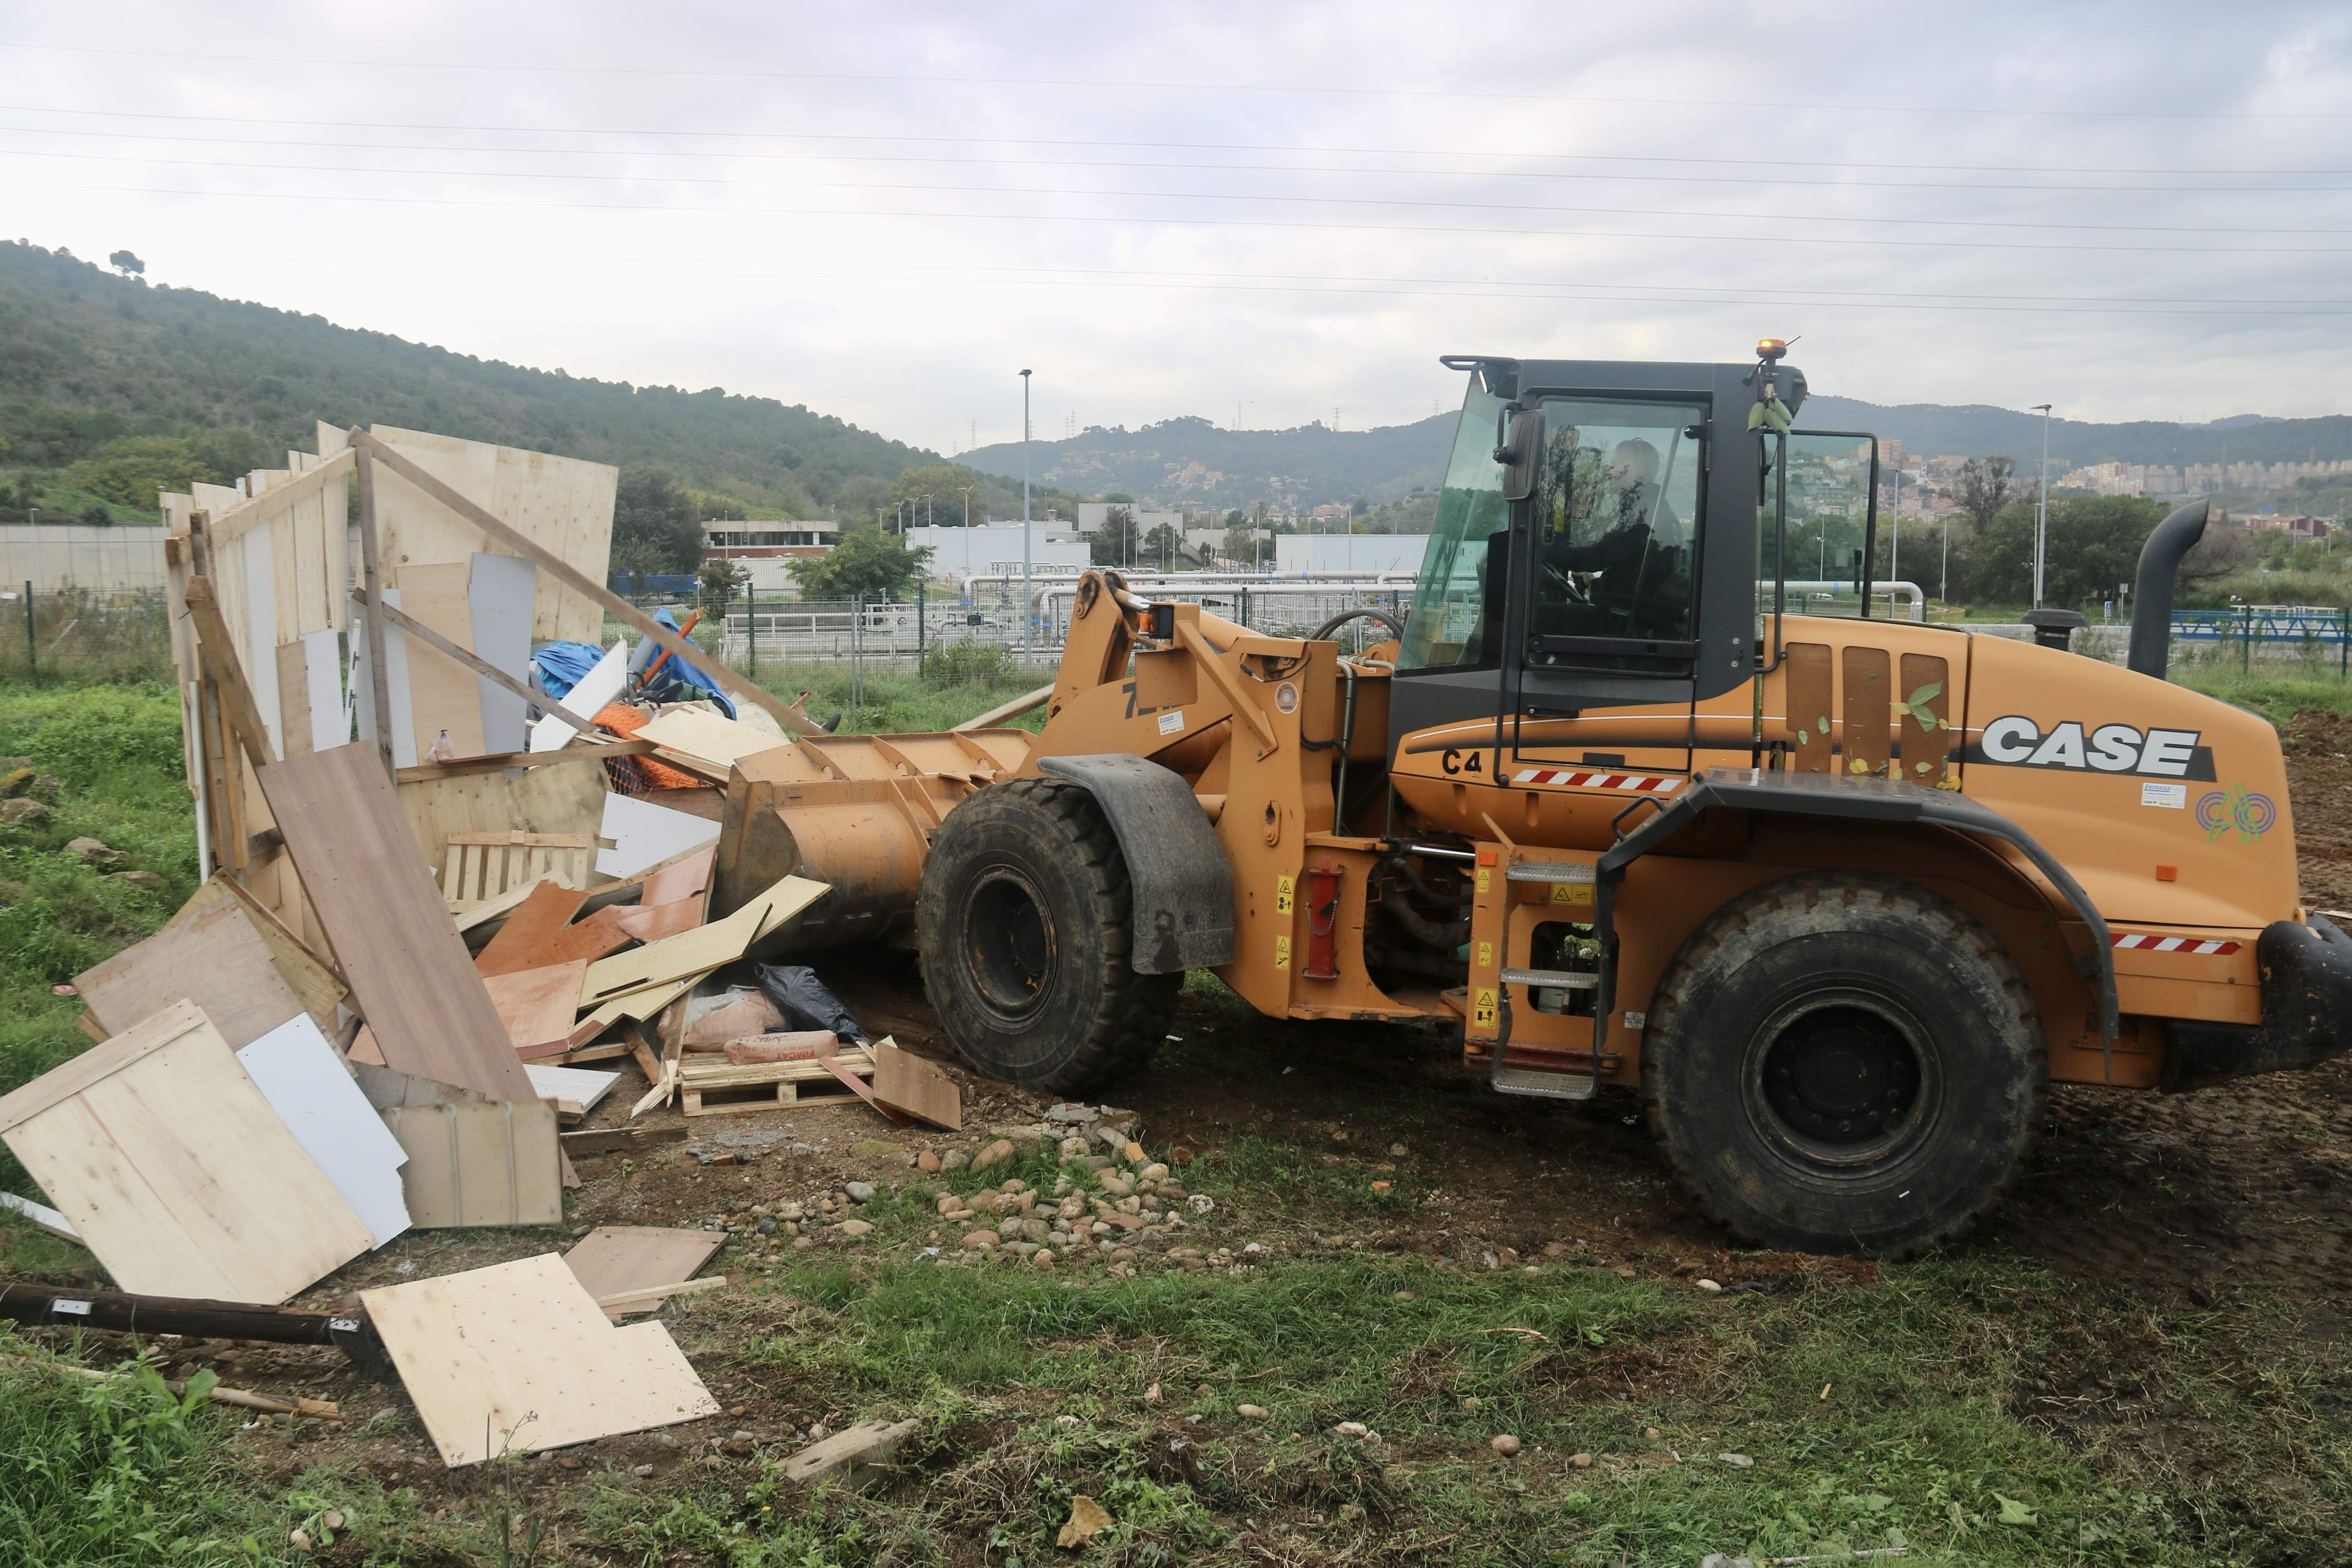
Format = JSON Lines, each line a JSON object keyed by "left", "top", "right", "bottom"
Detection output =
{"left": 167, "top": 875, "right": 346, "bottom": 1030}
{"left": 484, "top": 962, "right": 589, "bottom": 1053}
{"left": 236, "top": 1014, "right": 411, "bottom": 1248}
{"left": 873, "top": 1039, "right": 962, "bottom": 1131}
{"left": 640, "top": 845, "right": 714, "bottom": 910}
{"left": 361, "top": 1253, "right": 715, "bottom": 1467}
{"left": 563, "top": 1226, "right": 725, "bottom": 1320}
{"left": 636, "top": 709, "right": 791, "bottom": 771}
{"left": 350, "top": 585, "right": 420, "bottom": 770}
{"left": 614, "top": 900, "right": 704, "bottom": 943}
{"left": 75, "top": 897, "right": 304, "bottom": 1050}
{"left": 527, "top": 905, "right": 637, "bottom": 968}
{"left": 475, "top": 880, "right": 590, "bottom": 977}
{"left": 580, "top": 876, "right": 827, "bottom": 1005}
{"left": 394, "top": 561, "right": 485, "bottom": 763}
{"left": 382, "top": 1099, "right": 563, "bottom": 1228}
{"left": 0, "top": 999, "right": 374, "bottom": 1303}
{"left": 594, "top": 791, "right": 720, "bottom": 879}
{"left": 258, "top": 742, "right": 536, "bottom": 1102}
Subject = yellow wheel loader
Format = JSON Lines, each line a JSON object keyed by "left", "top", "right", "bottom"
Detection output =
{"left": 715, "top": 342, "right": 2347, "bottom": 1258}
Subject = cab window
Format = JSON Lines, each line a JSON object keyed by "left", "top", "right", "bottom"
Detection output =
{"left": 1525, "top": 400, "right": 1703, "bottom": 656}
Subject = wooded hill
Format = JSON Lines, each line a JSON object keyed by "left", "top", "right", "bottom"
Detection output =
{"left": 0, "top": 241, "right": 938, "bottom": 518}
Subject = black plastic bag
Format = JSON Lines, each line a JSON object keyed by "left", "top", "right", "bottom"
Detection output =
{"left": 753, "top": 963, "right": 870, "bottom": 1045}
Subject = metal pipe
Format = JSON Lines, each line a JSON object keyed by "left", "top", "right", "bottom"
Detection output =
{"left": 2127, "top": 500, "right": 2212, "bottom": 679}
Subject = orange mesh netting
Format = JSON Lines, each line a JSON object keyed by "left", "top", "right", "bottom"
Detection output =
{"left": 594, "top": 702, "right": 706, "bottom": 791}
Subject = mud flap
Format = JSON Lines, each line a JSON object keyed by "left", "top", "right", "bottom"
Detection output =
{"left": 1037, "top": 754, "right": 1234, "bottom": 973}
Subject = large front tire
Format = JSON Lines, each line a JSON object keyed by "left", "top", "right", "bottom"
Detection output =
{"left": 917, "top": 778, "right": 1178, "bottom": 1092}
{"left": 1642, "top": 873, "right": 2044, "bottom": 1258}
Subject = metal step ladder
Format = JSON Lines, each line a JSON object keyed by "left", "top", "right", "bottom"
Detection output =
{"left": 1489, "top": 861, "right": 1603, "bottom": 1099}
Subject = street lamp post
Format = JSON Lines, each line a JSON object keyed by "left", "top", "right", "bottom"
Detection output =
{"left": 1020, "top": 369, "right": 1032, "bottom": 661}
{"left": 1889, "top": 466, "right": 1901, "bottom": 595}
{"left": 960, "top": 486, "right": 973, "bottom": 527}
{"left": 2032, "top": 402, "right": 2054, "bottom": 607}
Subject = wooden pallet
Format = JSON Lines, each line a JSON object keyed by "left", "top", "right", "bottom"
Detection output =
{"left": 677, "top": 1046, "right": 875, "bottom": 1118}
{"left": 443, "top": 831, "right": 600, "bottom": 912}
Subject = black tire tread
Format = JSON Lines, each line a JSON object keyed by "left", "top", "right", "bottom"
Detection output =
{"left": 923, "top": 777, "right": 1178, "bottom": 1093}
{"left": 1640, "top": 872, "right": 2046, "bottom": 1260}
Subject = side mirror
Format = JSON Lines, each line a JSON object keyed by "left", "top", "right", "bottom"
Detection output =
{"left": 1493, "top": 404, "right": 1545, "bottom": 503}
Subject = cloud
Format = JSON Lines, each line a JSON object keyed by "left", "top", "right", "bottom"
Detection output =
{"left": 3, "top": 0, "right": 2349, "bottom": 455}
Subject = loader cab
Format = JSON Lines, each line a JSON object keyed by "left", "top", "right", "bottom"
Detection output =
{"left": 1390, "top": 353, "right": 1854, "bottom": 774}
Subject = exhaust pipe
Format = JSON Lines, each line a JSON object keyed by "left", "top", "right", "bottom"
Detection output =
{"left": 2127, "top": 499, "right": 2212, "bottom": 679}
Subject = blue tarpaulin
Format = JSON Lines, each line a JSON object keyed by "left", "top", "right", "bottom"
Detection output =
{"left": 529, "top": 641, "right": 606, "bottom": 701}
{"left": 529, "top": 611, "right": 733, "bottom": 718}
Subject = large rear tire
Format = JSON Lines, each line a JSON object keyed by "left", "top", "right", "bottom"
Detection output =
{"left": 1641, "top": 873, "right": 2044, "bottom": 1258}
{"left": 917, "top": 777, "right": 1178, "bottom": 1093}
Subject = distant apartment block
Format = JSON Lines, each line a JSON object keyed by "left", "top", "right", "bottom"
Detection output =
{"left": 2059, "top": 458, "right": 2352, "bottom": 498}
{"left": 1075, "top": 502, "right": 1184, "bottom": 535}
{"left": 703, "top": 521, "right": 839, "bottom": 558}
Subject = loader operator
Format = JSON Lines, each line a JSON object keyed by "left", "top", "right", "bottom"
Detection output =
{"left": 1532, "top": 434, "right": 1691, "bottom": 641}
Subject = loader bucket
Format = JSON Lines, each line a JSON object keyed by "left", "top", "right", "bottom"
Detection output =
{"left": 710, "top": 728, "right": 1034, "bottom": 950}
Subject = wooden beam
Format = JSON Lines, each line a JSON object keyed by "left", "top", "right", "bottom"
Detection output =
{"left": 353, "top": 587, "right": 602, "bottom": 738}
{"left": 349, "top": 428, "right": 796, "bottom": 728}
{"left": 955, "top": 682, "right": 1054, "bottom": 732}
{"left": 352, "top": 442, "right": 398, "bottom": 783}
{"left": 592, "top": 1275, "right": 726, "bottom": 1312}
{"left": 180, "top": 575, "right": 276, "bottom": 774}
{"left": 396, "top": 737, "right": 653, "bottom": 785}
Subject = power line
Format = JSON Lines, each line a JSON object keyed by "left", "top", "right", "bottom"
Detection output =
{"left": 7, "top": 41, "right": 2347, "bottom": 119}
{"left": 18, "top": 166, "right": 2352, "bottom": 255}
{"left": 2, "top": 119, "right": 2344, "bottom": 193}
{"left": 14, "top": 143, "right": 2352, "bottom": 236}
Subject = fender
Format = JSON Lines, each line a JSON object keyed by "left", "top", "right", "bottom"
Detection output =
{"left": 1036, "top": 754, "right": 1235, "bottom": 974}
{"left": 1594, "top": 766, "right": 2118, "bottom": 1063}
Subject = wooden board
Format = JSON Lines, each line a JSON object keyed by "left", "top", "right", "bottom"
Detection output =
{"left": 484, "top": 962, "right": 590, "bottom": 1054}
{"left": 563, "top": 1226, "right": 726, "bottom": 1320}
{"left": 475, "top": 879, "right": 591, "bottom": 977}
{"left": 444, "top": 832, "right": 596, "bottom": 912}
{"left": 614, "top": 900, "right": 705, "bottom": 943}
{"left": 639, "top": 845, "right": 715, "bottom": 911}
{"left": 528, "top": 905, "right": 638, "bottom": 968}
{"left": 236, "top": 1014, "right": 411, "bottom": 1249}
{"left": 171, "top": 872, "right": 347, "bottom": 1031}
{"left": 258, "top": 743, "right": 537, "bottom": 1102}
{"left": 635, "top": 709, "right": 792, "bottom": 772}
{"left": 74, "top": 897, "right": 304, "bottom": 1050}
{"left": 393, "top": 560, "right": 485, "bottom": 764}
{"left": 381, "top": 1099, "right": 563, "bottom": 1228}
{"left": 0, "top": 999, "right": 375, "bottom": 1303}
{"left": 454, "top": 872, "right": 569, "bottom": 937}
{"left": 873, "top": 1039, "right": 962, "bottom": 1131}
{"left": 580, "top": 876, "right": 829, "bottom": 1006}
{"left": 400, "top": 758, "right": 608, "bottom": 886}
{"left": 360, "top": 1253, "right": 717, "bottom": 1467}
{"left": 0, "top": 1190, "right": 83, "bottom": 1242}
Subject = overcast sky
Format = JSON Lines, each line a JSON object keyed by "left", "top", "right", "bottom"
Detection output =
{"left": 4, "top": 3, "right": 2350, "bottom": 455}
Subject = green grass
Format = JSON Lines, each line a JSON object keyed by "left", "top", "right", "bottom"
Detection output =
{"left": 2170, "top": 658, "right": 2352, "bottom": 724}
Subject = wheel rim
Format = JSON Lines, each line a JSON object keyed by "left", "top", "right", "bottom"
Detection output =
{"left": 1743, "top": 989, "right": 1935, "bottom": 1172}
{"left": 962, "top": 865, "right": 1057, "bottom": 1022}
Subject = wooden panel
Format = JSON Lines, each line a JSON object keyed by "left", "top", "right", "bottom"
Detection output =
{"left": 166, "top": 875, "right": 345, "bottom": 1030}
{"left": 1898, "top": 651, "right": 1953, "bottom": 788}
{"left": 873, "top": 1039, "right": 962, "bottom": 1131}
{"left": 74, "top": 897, "right": 303, "bottom": 1050}
{"left": 0, "top": 1000, "right": 375, "bottom": 1303}
{"left": 235, "top": 1015, "right": 410, "bottom": 1249}
{"left": 1784, "top": 642, "right": 1834, "bottom": 773}
{"left": 400, "top": 759, "right": 608, "bottom": 884}
{"left": 563, "top": 1226, "right": 725, "bottom": 1320}
{"left": 473, "top": 879, "right": 590, "bottom": 976}
{"left": 1839, "top": 645, "right": 1892, "bottom": 778}
{"left": 360, "top": 1253, "right": 716, "bottom": 1467}
{"left": 484, "top": 961, "right": 590, "bottom": 1054}
{"left": 530, "top": 906, "right": 638, "bottom": 967}
{"left": 382, "top": 1099, "right": 563, "bottom": 1228}
{"left": 275, "top": 640, "right": 315, "bottom": 758}
{"left": 257, "top": 742, "right": 536, "bottom": 1102}
{"left": 393, "top": 560, "right": 485, "bottom": 763}
{"left": 580, "top": 877, "right": 828, "bottom": 1005}
{"left": 614, "top": 900, "right": 705, "bottom": 943}
{"left": 369, "top": 424, "right": 617, "bottom": 645}
{"left": 639, "top": 846, "right": 715, "bottom": 911}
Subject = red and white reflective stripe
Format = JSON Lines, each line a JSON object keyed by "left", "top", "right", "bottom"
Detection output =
{"left": 2111, "top": 932, "right": 2241, "bottom": 956}
{"left": 1511, "top": 769, "right": 1684, "bottom": 793}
